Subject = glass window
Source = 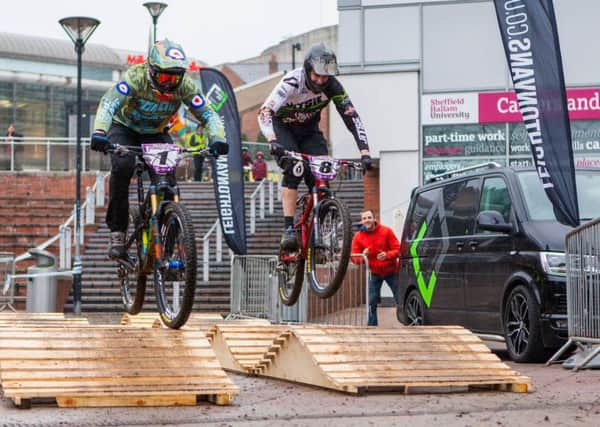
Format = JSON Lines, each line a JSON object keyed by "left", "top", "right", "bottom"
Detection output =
{"left": 443, "top": 179, "right": 480, "bottom": 236}
{"left": 517, "top": 170, "right": 600, "bottom": 221}
{"left": 479, "top": 176, "right": 512, "bottom": 224}
{"left": 407, "top": 187, "right": 442, "bottom": 240}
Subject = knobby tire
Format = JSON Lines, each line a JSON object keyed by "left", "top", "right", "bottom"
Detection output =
{"left": 307, "top": 198, "right": 352, "bottom": 298}
{"left": 154, "top": 201, "right": 197, "bottom": 329}
{"left": 119, "top": 206, "right": 147, "bottom": 314}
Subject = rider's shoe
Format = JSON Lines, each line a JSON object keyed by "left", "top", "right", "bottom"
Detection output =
{"left": 280, "top": 227, "right": 299, "bottom": 251}
{"left": 108, "top": 231, "right": 127, "bottom": 259}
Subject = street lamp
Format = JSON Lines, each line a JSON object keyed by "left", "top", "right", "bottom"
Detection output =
{"left": 291, "top": 43, "right": 302, "bottom": 69}
{"left": 143, "top": 2, "right": 168, "bottom": 43}
{"left": 59, "top": 16, "right": 100, "bottom": 316}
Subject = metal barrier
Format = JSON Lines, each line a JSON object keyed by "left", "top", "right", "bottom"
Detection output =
{"left": 547, "top": 218, "right": 600, "bottom": 369}
{"left": 230, "top": 254, "right": 369, "bottom": 325}
{"left": 0, "top": 253, "right": 17, "bottom": 312}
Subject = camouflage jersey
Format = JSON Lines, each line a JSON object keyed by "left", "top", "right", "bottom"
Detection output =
{"left": 93, "top": 63, "right": 225, "bottom": 141}
{"left": 258, "top": 68, "right": 369, "bottom": 151}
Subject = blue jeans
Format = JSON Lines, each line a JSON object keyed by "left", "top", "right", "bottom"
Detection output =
{"left": 368, "top": 272, "right": 400, "bottom": 326}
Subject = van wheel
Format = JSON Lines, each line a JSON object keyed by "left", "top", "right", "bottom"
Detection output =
{"left": 404, "top": 289, "right": 426, "bottom": 326}
{"left": 503, "top": 285, "right": 545, "bottom": 362}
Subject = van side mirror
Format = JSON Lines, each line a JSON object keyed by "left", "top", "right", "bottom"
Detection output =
{"left": 477, "top": 210, "right": 513, "bottom": 233}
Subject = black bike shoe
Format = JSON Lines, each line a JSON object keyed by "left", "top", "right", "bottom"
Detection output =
{"left": 280, "top": 227, "right": 299, "bottom": 251}
{"left": 108, "top": 231, "right": 127, "bottom": 259}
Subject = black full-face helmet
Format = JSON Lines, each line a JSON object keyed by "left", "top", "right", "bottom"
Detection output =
{"left": 303, "top": 42, "right": 339, "bottom": 93}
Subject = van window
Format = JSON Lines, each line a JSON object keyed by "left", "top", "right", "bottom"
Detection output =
{"left": 517, "top": 170, "right": 600, "bottom": 221}
{"left": 407, "top": 187, "right": 442, "bottom": 240}
{"left": 443, "top": 179, "right": 480, "bottom": 236}
{"left": 479, "top": 176, "right": 512, "bottom": 224}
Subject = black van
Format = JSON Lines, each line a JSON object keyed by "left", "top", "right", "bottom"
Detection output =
{"left": 397, "top": 163, "right": 600, "bottom": 362}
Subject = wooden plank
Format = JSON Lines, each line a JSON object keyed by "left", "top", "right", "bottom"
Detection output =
{"left": 297, "top": 335, "right": 483, "bottom": 344}
{"left": 336, "top": 376, "right": 530, "bottom": 385}
{"left": 0, "top": 329, "right": 207, "bottom": 338}
{"left": 0, "top": 362, "right": 220, "bottom": 375}
{"left": 56, "top": 394, "right": 197, "bottom": 407}
{"left": 318, "top": 361, "right": 511, "bottom": 371}
{"left": 0, "top": 348, "right": 218, "bottom": 359}
{"left": 0, "top": 366, "right": 228, "bottom": 380}
{"left": 0, "top": 338, "right": 214, "bottom": 349}
{"left": 312, "top": 352, "right": 500, "bottom": 363}
{"left": 304, "top": 343, "right": 492, "bottom": 353}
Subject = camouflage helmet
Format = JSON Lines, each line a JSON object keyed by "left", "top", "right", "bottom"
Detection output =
{"left": 148, "top": 39, "right": 189, "bottom": 93}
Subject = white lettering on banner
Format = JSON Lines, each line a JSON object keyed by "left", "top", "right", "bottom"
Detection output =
{"left": 503, "top": 0, "right": 553, "bottom": 189}
{"left": 216, "top": 157, "right": 235, "bottom": 234}
{"left": 567, "top": 92, "right": 600, "bottom": 112}
{"left": 421, "top": 93, "right": 478, "bottom": 125}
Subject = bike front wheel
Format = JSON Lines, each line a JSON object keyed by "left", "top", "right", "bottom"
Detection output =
{"left": 154, "top": 201, "right": 197, "bottom": 329}
{"left": 307, "top": 198, "right": 352, "bottom": 298}
{"left": 119, "top": 206, "right": 147, "bottom": 314}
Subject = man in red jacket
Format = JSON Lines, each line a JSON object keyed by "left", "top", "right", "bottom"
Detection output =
{"left": 351, "top": 209, "right": 401, "bottom": 326}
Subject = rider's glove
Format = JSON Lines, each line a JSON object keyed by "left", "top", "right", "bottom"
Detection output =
{"left": 209, "top": 140, "right": 229, "bottom": 157}
{"left": 91, "top": 131, "right": 111, "bottom": 154}
{"left": 361, "top": 154, "right": 373, "bottom": 171}
{"left": 269, "top": 141, "right": 285, "bottom": 158}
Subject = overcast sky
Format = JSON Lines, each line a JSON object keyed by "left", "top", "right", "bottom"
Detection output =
{"left": 2, "top": 0, "right": 339, "bottom": 64}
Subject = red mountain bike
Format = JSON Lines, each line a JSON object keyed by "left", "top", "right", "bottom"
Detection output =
{"left": 277, "top": 151, "right": 362, "bottom": 306}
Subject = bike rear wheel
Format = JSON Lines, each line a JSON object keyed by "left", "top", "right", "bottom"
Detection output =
{"left": 154, "top": 201, "right": 197, "bottom": 329}
{"left": 307, "top": 198, "right": 352, "bottom": 298}
{"left": 119, "top": 206, "right": 147, "bottom": 315}
{"left": 277, "top": 254, "right": 305, "bottom": 306}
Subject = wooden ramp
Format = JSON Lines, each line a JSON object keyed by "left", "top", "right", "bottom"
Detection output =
{"left": 120, "top": 312, "right": 223, "bottom": 328}
{"left": 207, "top": 325, "right": 289, "bottom": 372}
{"left": 0, "top": 312, "right": 89, "bottom": 327}
{"left": 209, "top": 324, "right": 531, "bottom": 394}
{"left": 121, "top": 312, "right": 271, "bottom": 333}
{"left": 0, "top": 324, "right": 239, "bottom": 408}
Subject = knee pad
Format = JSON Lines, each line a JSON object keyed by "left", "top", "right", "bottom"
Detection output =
{"left": 280, "top": 158, "right": 305, "bottom": 189}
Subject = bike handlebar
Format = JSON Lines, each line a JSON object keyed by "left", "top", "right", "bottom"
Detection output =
{"left": 281, "top": 150, "right": 363, "bottom": 170}
{"left": 106, "top": 144, "right": 212, "bottom": 157}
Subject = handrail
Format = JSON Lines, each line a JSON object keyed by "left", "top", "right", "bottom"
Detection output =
{"left": 249, "top": 179, "right": 267, "bottom": 234}
{"left": 0, "top": 137, "right": 104, "bottom": 172}
{"left": 13, "top": 173, "right": 108, "bottom": 269}
{"left": 202, "top": 219, "right": 220, "bottom": 282}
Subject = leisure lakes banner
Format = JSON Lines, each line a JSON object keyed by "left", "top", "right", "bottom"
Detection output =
{"left": 422, "top": 89, "right": 600, "bottom": 180}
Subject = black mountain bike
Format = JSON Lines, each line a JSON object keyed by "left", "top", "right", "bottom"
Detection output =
{"left": 108, "top": 143, "right": 210, "bottom": 329}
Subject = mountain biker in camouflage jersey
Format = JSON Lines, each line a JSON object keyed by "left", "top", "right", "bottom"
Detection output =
{"left": 257, "top": 42, "right": 372, "bottom": 251}
{"left": 91, "top": 39, "right": 228, "bottom": 259}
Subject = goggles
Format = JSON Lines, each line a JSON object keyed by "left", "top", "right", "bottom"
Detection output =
{"left": 155, "top": 71, "right": 183, "bottom": 85}
{"left": 150, "top": 65, "right": 185, "bottom": 92}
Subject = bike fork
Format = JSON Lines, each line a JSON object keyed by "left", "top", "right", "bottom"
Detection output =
{"left": 311, "top": 191, "right": 321, "bottom": 246}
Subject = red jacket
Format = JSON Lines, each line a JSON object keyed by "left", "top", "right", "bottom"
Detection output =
{"left": 252, "top": 159, "right": 267, "bottom": 180}
{"left": 351, "top": 223, "right": 400, "bottom": 276}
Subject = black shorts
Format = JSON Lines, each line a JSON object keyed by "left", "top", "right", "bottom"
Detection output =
{"left": 273, "top": 119, "right": 328, "bottom": 189}
{"left": 273, "top": 119, "right": 329, "bottom": 156}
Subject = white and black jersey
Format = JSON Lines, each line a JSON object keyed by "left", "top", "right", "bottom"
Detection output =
{"left": 258, "top": 68, "right": 369, "bottom": 151}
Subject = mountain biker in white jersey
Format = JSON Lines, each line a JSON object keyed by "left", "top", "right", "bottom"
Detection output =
{"left": 257, "top": 42, "right": 372, "bottom": 251}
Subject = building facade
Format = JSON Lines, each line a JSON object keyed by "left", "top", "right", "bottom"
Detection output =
{"left": 331, "top": 0, "right": 600, "bottom": 231}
